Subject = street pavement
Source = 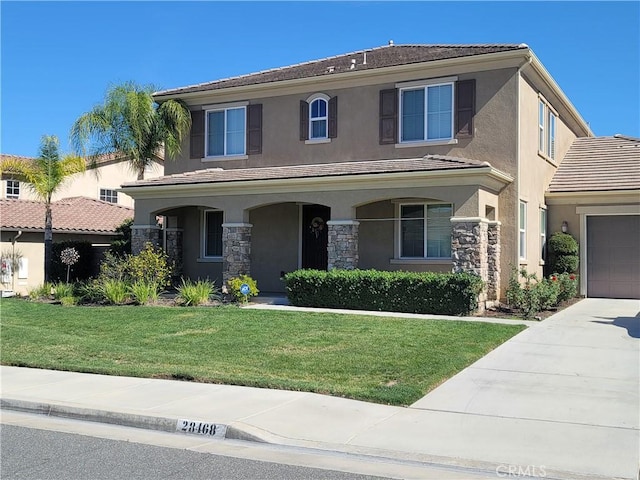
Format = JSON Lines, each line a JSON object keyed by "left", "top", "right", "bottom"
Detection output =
{"left": 1, "top": 298, "right": 638, "bottom": 479}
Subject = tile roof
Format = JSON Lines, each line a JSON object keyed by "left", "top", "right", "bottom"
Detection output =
{"left": 123, "top": 155, "right": 495, "bottom": 188}
{"left": 0, "top": 151, "right": 163, "bottom": 170}
{"left": 548, "top": 135, "right": 640, "bottom": 193}
{"left": 0, "top": 197, "right": 133, "bottom": 234}
{"left": 155, "top": 44, "right": 528, "bottom": 97}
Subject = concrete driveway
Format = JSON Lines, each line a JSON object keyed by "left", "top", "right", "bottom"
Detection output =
{"left": 407, "top": 298, "right": 640, "bottom": 479}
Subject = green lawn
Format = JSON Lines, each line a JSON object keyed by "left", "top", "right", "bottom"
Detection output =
{"left": 0, "top": 299, "right": 525, "bottom": 406}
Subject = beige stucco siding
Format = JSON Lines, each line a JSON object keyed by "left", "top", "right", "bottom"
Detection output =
{"left": 518, "top": 75, "right": 578, "bottom": 279}
{"left": 166, "top": 68, "right": 520, "bottom": 177}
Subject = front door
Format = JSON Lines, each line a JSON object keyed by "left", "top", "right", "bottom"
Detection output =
{"left": 301, "top": 205, "right": 330, "bottom": 270}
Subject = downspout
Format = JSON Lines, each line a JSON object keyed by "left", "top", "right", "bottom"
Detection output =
{"left": 515, "top": 53, "right": 533, "bottom": 271}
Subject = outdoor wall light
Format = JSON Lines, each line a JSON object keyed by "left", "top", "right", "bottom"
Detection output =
{"left": 561, "top": 221, "right": 568, "bottom": 233}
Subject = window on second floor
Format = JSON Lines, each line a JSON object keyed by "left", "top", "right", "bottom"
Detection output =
{"left": 399, "top": 203, "right": 452, "bottom": 259}
{"left": 400, "top": 82, "right": 454, "bottom": 142}
{"left": 206, "top": 106, "right": 246, "bottom": 157}
{"left": 6, "top": 180, "right": 19, "bottom": 199}
{"left": 300, "top": 94, "right": 337, "bottom": 142}
{"left": 538, "top": 98, "right": 557, "bottom": 160}
{"left": 100, "top": 188, "right": 118, "bottom": 203}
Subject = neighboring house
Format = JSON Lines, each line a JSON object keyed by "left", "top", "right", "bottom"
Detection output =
{"left": 0, "top": 153, "right": 164, "bottom": 208}
{"left": 119, "top": 43, "right": 639, "bottom": 302}
{"left": 0, "top": 197, "right": 133, "bottom": 294}
{"left": 546, "top": 135, "right": 640, "bottom": 299}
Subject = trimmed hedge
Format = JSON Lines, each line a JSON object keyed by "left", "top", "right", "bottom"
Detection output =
{"left": 284, "top": 269, "right": 484, "bottom": 316}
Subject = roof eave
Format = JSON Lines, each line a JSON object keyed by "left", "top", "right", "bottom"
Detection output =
{"left": 153, "top": 49, "right": 531, "bottom": 102}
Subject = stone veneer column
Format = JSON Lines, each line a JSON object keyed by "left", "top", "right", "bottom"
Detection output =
{"left": 486, "top": 221, "right": 501, "bottom": 301}
{"left": 222, "top": 223, "right": 252, "bottom": 283}
{"left": 165, "top": 228, "right": 183, "bottom": 279}
{"left": 326, "top": 220, "right": 359, "bottom": 270}
{"left": 451, "top": 217, "right": 489, "bottom": 307}
{"left": 131, "top": 225, "right": 162, "bottom": 254}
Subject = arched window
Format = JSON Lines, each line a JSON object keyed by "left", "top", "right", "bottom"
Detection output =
{"left": 309, "top": 96, "right": 328, "bottom": 139}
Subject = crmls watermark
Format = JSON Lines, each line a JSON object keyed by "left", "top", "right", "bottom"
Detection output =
{"left": 496, "top": 464, "right": 547, "bottom": 478}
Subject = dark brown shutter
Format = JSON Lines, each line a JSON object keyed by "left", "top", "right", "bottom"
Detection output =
{"left": 190, "top": 110, "right": 205, "bottom": 159}
{"left": 379, "top": 89, "right": 397, "bottom": 144}
{"left": 246, "top": 104, "right": 262, "bottom": 154}
{"left": 299, "top": 100, "right": 309, "bottom": 141}
{"left": 328, "top": 96, "right": 338, "bottom": 138}
{"left": 455, "top": 79, "right": 476, "bottom": 138}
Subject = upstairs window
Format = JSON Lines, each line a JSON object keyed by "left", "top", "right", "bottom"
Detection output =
{"left": 6, "top": 180, "right": 19, "bottom": 199}
{"left": 206, "top": 106, "right": 246, "bottom": 157}
{"left": 538, "top": 98, "right": 557, "bottom": 160}
{"left": 100, "top": 188, "right": 118, "bottom": 203}
{"left": 300, "top": 94, "right": 337, "bottom": 142}
{"left": 400, "top": 82, "right": 454, "bottom": 143}
{"left": 399, "top": 203, "right": 452, "bottom": 259}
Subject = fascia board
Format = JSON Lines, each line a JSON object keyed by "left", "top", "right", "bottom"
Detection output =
{"left": 121, "top": 167, "right": 513, "bottom": 199}
{"left": 154, "top": 50, "right": 529, "bottom": 104}
{"left": 525, "top": 53, "right": 593, "bottom": 137}
{"left": 545, "top": 190, "right": 640, "bottom": 205}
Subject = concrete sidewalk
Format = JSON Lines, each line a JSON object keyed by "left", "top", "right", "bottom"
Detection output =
{"left": 2, "top": 299, "right": 638, "bottom": 479}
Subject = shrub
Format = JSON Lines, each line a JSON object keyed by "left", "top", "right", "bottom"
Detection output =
{"left": 548, "top": 232, "right": 579, "bottom": 274}
{"left": 51, "top": 241, "right": 94, "bottom": 282}
{"left": 101, "top": 279, "right": 129, "bottom": 305}
{"left": 110, "top": 218, "right": 133, "bottom": 256}
{"left": 75, "top": 279, "right": 105, "bottom": 304}
{"left": 506, "top": 269, "right": 576, "bottom": 319}
{"left": 129, "top": 281, "right": 161, "bottom": 305}
{"left": 226, "top": 275, "right": 259, "bottom": 303}
{"left": 284, "top": 269, "right": 483, "bottom": 316}
{"left": 60, "top": 296, "right": 76, "bottom": 306}
{"left": 126, "top": 243, "right": 173, "bottom": 287}
{"left": 555, "top": 272, "right": 578, "bottom": 303}
{"left": 28, "top": 282, "right": 53, "bottom": 300}
{"left": 176, "top": 279, "right": 217, "bottom": 306}
{"left": 52, "top": 282, "right": 75, "bottom": 301}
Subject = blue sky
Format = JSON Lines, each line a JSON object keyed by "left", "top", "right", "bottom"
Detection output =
{"left": 1, "top": 1, "right": 639, "bottom": 157}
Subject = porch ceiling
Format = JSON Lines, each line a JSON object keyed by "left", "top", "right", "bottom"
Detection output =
{"left": 121, "top": 155, "right": 513, "bottom": 198}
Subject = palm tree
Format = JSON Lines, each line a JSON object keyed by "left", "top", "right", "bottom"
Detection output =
{"left": 70, "top": 81, "right": 191, "bottom": 179}
{"left": 0, "top": 135, "right": 85, "bottom": 281}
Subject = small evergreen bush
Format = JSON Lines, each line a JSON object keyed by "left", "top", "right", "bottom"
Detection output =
{"left": 548, "top": 232, "right": 579, "bottom": 274}
{"left": 284, "top": 269, "right": 483, "bottom": 316}
{"left": 226, "top": 275, "right": 259, "bottom": 303}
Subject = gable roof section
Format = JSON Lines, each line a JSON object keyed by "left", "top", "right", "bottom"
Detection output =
{"left": 0, "top": 197, "right": 133, "bottom": 234}
{"left": 154, "top": 44, "right": 527, "bottom": 98}
{"left": 0, "top": 151, "right": 163, "bottom": 172}
{"left": 123, "top": 155, "right": 504, "bottom": 189}
{"left": 548, "top": 135, "right": 640, "bottom": 193}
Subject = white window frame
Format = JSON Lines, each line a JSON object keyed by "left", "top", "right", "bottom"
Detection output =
{"left": 540, "top": 207, "right": 547, "bottom": 264}
{"left": 538, "top": 97, "right": 557, "bottom": 161}
{"left": 307, "top": 93, "right": 329, "bottom": 140}
{"left": 397, "top": 202, "right": 453, "bottom": 260}
{"left": 204, "top": 105, "right": 247, "bottom": 158}
{"left": 99, "top": 188, "right": 118, "bottom": 203}
{"left": 519, "top": 200, "right": 527, "bottom": 259}
{"left": 6, "top": 180, "right": 19, "bottom": 199}
{"left": 398, "top": 80, "right": 455, "bottom": 144}
{"left": 201, "top": 209, "right": 224, "bottom": 259}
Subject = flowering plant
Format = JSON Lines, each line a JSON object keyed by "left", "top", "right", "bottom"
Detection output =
{"left": 60, "top": 247, "right": 80, "bottom": 283}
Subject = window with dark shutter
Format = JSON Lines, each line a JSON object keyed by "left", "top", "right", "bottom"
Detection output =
{"left": 328, "top": 96, "right": 338, "bottom": 138}
{"left": 455, "top": 79, "right": 475, "bottom": 138}
{"left": 300, "top": 100, "right": 309, "bottom": 141}
{"left": 190, "top": 110, "right": 205, "bottom": 159}
{"left": 379, "top": 89, "right": 397, "bottom": 144}
{"left": 246, "top": 104, "right": 262, "bottom": 154}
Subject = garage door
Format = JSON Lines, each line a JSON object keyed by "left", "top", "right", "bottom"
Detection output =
{"left": 587, "top": 215, "right": 640, "bottom": 299}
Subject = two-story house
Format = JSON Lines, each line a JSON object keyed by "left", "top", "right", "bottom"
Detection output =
{"left": 120, "top": 43, "right": 638, "bottom": 302}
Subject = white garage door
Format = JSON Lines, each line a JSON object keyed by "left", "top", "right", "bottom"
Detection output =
{"left": 587, "top": 215, "right": 640, "bottom": 299}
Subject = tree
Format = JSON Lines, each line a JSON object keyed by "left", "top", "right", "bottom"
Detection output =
{"left": 70, "top": 81, "right": 191, "bottom": 179}
{"left": 0, "top": 136, "right": 85, "bottom": 281}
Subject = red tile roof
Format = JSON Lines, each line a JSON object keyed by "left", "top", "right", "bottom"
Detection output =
{"left": 548, "top": 135, "right": 640, "bottom": 193}
{"left": 155, "top": 44, "right": 528, "bottom": 97}
{"left": 0, "top": 197, "right": 133, "bottom": 234}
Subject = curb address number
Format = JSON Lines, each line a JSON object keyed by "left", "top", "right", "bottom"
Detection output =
{"left": 176, "top": 419, "right": 226, "bottom": 438}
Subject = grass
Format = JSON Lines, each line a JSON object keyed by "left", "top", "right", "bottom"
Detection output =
{"left": 0, "top": 299, "right": 525, "bottom": 406}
